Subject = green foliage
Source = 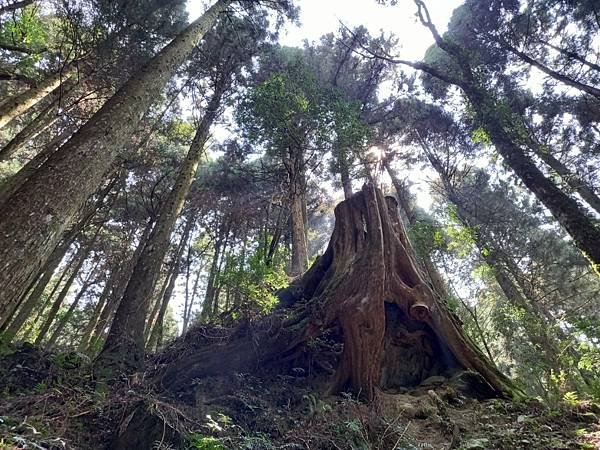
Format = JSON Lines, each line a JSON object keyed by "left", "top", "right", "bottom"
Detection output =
{"left": 238, "top": 65, "right": 328, "bottom": 152}
{"left": 471, "top": 127, "right": 492, "bottom": 145}
{"left": 471, "top": 263, "right": 494, "bottom": 281}
{"left": 0, "top": 6, "right": 47, "bottom": 50}
{"left": 33, "top": 382, "right": 47, "bottom": 394}
{"left": 334, "top": 419, "right": 369, "bottom": 450}
{"left": 205, "top": 414, "right": 231, "bottom": 433}
{"left": 218, "top": 243, "right": 288, "bottom": 315}
{"left": 165, "top": 120, "right": 196, "bottom": 146}
{"left": 408, "top": 219, "right": 446, "bottom": 257}
{"left": 562, "top": 391, "right": 580, "bottom": 407}
{"left": 446, "top": 224, "right": 477, "bottom": 258}
{"left": 186, "top": 434, "right": 224, "bottom": 450}
{"left": 303, "top": 393, "right": 332, "bottom": 415}
{"left": 241, "top": 432, "right": 275, "bottom": 449}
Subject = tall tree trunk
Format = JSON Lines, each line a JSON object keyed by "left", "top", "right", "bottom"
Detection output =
{"left": 290, "top": 191, "right": 308, "bottom": 276}
{"left": 0, "top": 126, "right": 74, "bottom": 205}
{"left": 383, "top": 156, "right": 451, "bottom": 302}
{"left": 0, "top": 173, "right": 114, "bottom": 332}
{"left": 0, "top": 173, "right": 116, "bottom": 323}
{"left": 87, "top": 220, "right": 155, "bottom": 354}
{"left": 1, "top": 236, "right": 73, "bottom": 339}
{"left": 502, "top": 42, "right": 600, "bottom": 99}
{"left": 0, "top": 78, "right": 78, "bottom": 161}
{"left": 467, "top": 88, "right": 600, "bottom": 276}
{"left": 184, "top": 267, "right": 202, "bottom": 329}
{"left": 45, "top": 260, "right": 100, "bottom": 349}
{"left": 97, "top": 83, "right": 226, "bottom": 372}
{"left": 0, "top": 66, "right": 76, "bottom": 129}
{"left": 287, "top": 144, "right": 308, "bottom": 276}
{"left": 528, "top": 140, "right": 600, "bottom": 215}
{"left": 382, "top": 158, "right": 416, "bottom": 225}
{"left": 0, "top": 104, "right": 59, "bottom": 162}
{"left": 265, "top": 205, "right": 285, "bottom": 267}
{"left": 338, "top": 150, "right": 353, "bottom": 199}
{"left": 210, "top": 230, "right": 232, "bottom": 317}
{"left": 0, "top": 275, "right": 38, "bottom": 335}
{"left": 77, "top": 269, "right": 118, "bottom": 352}
{"left": 232, "top": 226, "right": 248, "bottom": 309}
{"left": 33, "top": 245, "right": 89, "bottom": 346}
{"left": 145, "top": 273, "right": 171, "bottom": 345}
{"left": 397, "top": 28, "right": 600, "bottom": 276}
{"left": 0, "top": 0, "right": 229, "bottom": 317}
{"left": 201, "top": 223, "right": 227, "bottom": 320}
{"left": 182, "top": 244, "right": 193, "bottom": 332}
{"left": 21, "top": 255, "right": 75, "bottom": 341}
{"left": 147, "top": 272, "right": 175, "bottom": 352}
{"left": 426, "top": 152, "right": 566, "bottom": 376}
{"left": 148, "top": 237, "right": 192, "bottom": 351}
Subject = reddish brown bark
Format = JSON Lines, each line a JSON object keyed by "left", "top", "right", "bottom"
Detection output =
{"left": 157, "top": 185, "right": 516, "bottom": 401}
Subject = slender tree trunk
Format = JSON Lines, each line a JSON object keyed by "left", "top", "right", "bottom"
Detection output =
{"left": 0, "top": 66, "right": 76, "bottom": 129}
{"left": 45, "top": 260, "right": 100, "bottom": 349}
{"left": 528, "top": 140, "right": 600, "bottom": 215}
{"left": 233, "top": 227, "right": 248, "bottom": 308}
{"left": 77, "top": 270, "right": 117, "bottom": 352}
{"left": 97, "top": 82, "right": 226, "bottom": 372}
{"left": 266, "top": 205, "right": 285, "bottom": 267}
{"left": 202, "top": 224, "right": 226, "bottom": 320}
{"left": 1, "top": 238, "right": 73, "bottom": 338}
{"left": 383, "top": 158, "right": 416, "bottom": 225}
{"left": 383, "top": 156, "right": 451, "bottom": 301}
{"left": 290, "top": 192, "right": 308, "bottom": 276}
{"left": 0, "top": 0, "right": 230, "bottom": 317}
{"left": 0, "top": 78, "right": 77, "bottom": 161}
{"left": 145, "top": 273, "right": 171, "bottom": 344}
{"left": 86, "top": 220, "right": 155, "bottom": 355}
{"left": 0, "top": 106, "right": 59, "bottom": 162}
{"left": 182, "top": 246, "right": 194, "bottom": 333}
{"left": 0, "top": 275, "right": 38, "bottom": 334}
{"left": 33, "top": 246, "right": 89, "bottom": 346}
{"left": 503, "top": 43, "right": 600, "bottom": 99}
{"left": 0, "top": 126, "right": 75, "bottom": 205}
{"left": 148, "top": 215, "right": 198, "bottom": 347}
{"left": 185, "top": 267, "right": 202, "bottom": 327}
{"left": 22, "top": 255, "right": 75, "bottom": 341}
{"left": 147, "top": 273, "right": 175, "bottom": 352}
{"left": 210, "top": 230, "right": 232, "bottom": 317}
{"left": 428, "top": 153, "right": 565, "bottom": 376}
{"left": 182, "top": 243, "right": 193, "bottom": 332}
{"left": 287, "top": 144, "right": 309, "bottom": 276}
{"left": 536, "top": 39, "right": 600, "bottom": 73}
{"left": 339, "top": 151, "right": 353, "bottom": 199}
{"left": 467, "top": 89, "right": 600, "bottom": 276}
{"left": 399, "top": 35, "right": 600, "bottom": 276}
{"left": 0, "top": 173, "right": 113, "bottom": 331}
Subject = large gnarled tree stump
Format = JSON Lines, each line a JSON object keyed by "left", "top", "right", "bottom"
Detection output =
{"left": 157, "top": 184, "right": 515, "bottom": 400}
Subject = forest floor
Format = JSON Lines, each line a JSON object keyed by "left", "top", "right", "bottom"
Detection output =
{"left": 0, "top": 332, "right": 599, "bottom": 450}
